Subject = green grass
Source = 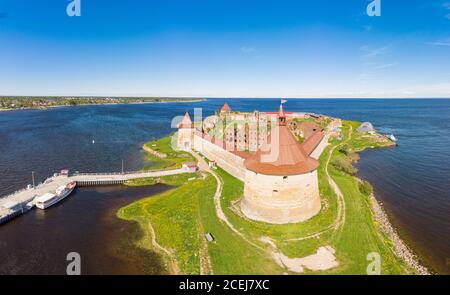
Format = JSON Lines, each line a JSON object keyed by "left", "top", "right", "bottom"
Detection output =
{"left": 118, "top": 121, "right": 410, "bottom": 274}
{"left": 118, "top": 172, "right": 213, "bottom": 274}
{"left": 215, "top": 162, "right": 338, "bottom": 254}
{"left": 118, "top": 171, "right": 284, "bottom": 274}
{"left": 142, "top": 136, "right": 196, "bottom": 170}
{"left": 346, "top": 121, "right": 395, "bottom": 152}
{"left": 197, "top": 175, "right": 284, "bottom": 274}
{"left": 320, "top": 121, "right": 409, "bottom": 274}
{"left": 211, "top": 120, "right": 410, "bottom": 274}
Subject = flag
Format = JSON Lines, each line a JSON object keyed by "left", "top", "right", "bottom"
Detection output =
{"left": 281, "top": 99, "right": 287, "bottom": 104}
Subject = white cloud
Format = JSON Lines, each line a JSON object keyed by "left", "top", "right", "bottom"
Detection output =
{"left": 429, "top": 38, "right": 450, "bottom": 46}
{"left": 371, "top": 62, "right": 399, "bottom": 70}
{"left": 360, "top": 45, "right": 390, "bottom": 58}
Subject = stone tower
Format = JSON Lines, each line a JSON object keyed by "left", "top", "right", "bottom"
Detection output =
{"left": 177, "top": 112, "right": 194, "bottom": 150}
{"left": 241, "top": 105, "right": 321, "bottom": 224}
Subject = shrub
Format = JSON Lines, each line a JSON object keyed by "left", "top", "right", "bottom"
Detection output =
{"left": 359, "top": 180, "right": 373, "bottom": 196}
{"left": 339, "top": 144, "right": 350, "bottom": 155}
{"left": 331, "top": 157, "right": 358, "bottom": 175}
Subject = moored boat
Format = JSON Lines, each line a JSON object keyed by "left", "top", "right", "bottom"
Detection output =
{"left": 35, "top": 181, "right": 76, "bottom": 209}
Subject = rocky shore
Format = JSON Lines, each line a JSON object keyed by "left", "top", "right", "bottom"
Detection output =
{"left": 370, "top": 195, "right": 430, "bottom": 275}
{"left": 143, "top": 145, "right": 167, "bottom": 159}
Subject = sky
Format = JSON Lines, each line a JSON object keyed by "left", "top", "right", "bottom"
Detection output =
{"left": 0, "top": 0, "right": 450, "bottom": 98}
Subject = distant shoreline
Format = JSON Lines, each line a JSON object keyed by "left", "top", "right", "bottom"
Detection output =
{"left": 0, "top": 98, "right": 206, "bottom": 112}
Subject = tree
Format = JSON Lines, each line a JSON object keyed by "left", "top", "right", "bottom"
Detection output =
{"left": 339, "top": 144, "right": 350, "bottom": 155}
{"left": 331, "top": 157, "right": 358, "bottom": 175}
{"left": 359, "top": 180, "right": 373, "bottom": 197}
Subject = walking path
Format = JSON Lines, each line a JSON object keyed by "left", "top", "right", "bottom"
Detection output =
{"left": 189, "top": 149, "right": 340, "bottom": 273}
{"left": 147, "top": 222, "right": 180, "bottom": 274}
{"left": 325, "top": 125, "right": 351, "bottom": 233}
{"left": 189, "top": 150, "right": 266, "bottom": 253}
{"left": 285, "top": 125, "right": 351, "bottom": 242}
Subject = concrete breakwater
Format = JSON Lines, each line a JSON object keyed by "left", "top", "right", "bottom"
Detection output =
{"left": 0, "top": 168, "right": 186, "bottom": 225}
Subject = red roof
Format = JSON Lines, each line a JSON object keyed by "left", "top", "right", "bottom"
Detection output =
{"left": 182, "top": 162, "right": 197, "bottom": 168}
{"left": 178, "top": 112, "right": 193, "bottom": 128}
{"left": 220, "top": 103, "right": 231, "bottom": 112}
{"left": 243, "top": 106, "right": 320, "bottom": 176}
{"left": 302, "top": 129, "right": 325, "bottom": 156}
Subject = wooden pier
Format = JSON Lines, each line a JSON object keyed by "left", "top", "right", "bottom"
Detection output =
{"left": 0, "top": 168, "right": 186, "bottom": 225}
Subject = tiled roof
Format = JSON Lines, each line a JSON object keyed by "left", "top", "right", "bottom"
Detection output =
{"left": 178, "top": 112, "right": 193, "bottom": 128}
{"left": 220, "top": 103, "right": 231, "bottom": 112}
{"left": 244, "top": 122, "right": 320, "bottom": 176}
{"left": 243, "top": 105, "right": 322, "bottom": 176}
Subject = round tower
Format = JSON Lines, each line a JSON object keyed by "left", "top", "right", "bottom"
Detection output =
{"left": 241, "top": 105, "right": 321, "bottom": 224}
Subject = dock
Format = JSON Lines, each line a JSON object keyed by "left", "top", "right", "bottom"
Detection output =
{"left": 0, "top": 168, "right": 186, "bottom": 225}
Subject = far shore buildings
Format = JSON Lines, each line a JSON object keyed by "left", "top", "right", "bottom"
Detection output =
{"left": 177, "top": 103, "right": 328, "bottom": 224}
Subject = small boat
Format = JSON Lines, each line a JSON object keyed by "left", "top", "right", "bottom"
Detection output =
{"left": 387, "top": 134, "right": 397, "bottom": 142}
{"left": 35, "top": 181, "right": 76, "bottom": 209}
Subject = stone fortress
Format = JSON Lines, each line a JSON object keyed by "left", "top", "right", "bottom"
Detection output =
{"left": 177, "top": 102, "right": 331, "bottom": 224}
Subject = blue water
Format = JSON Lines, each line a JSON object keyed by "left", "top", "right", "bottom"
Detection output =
{"left": 0, "top": 98, "right": 449, "bottom": 273}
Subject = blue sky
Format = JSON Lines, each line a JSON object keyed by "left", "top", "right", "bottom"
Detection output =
{"left": 1, "top": 0, "right": 450, "bottom": 98}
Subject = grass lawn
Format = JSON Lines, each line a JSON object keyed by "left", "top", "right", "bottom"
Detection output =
{"left": 117, "top": 173, "right": 211, "bottom": 274}
{"left": 212, "top": 120, "right": 410, "bottom": 274}
{"left": 142, "top": 135, "right": 196, "bottom": 170}
{"left": 321, "top": 121, "right": 409, "bottom": 274}
{"left": 118, "top": 118, "right": 410, "bottom": 274}
{"left": 118, "top": 171, "right": 284, "bottom": 274}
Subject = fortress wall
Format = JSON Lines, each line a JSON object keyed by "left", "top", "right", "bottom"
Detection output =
{"left": 241, "top": 170, "right": 321, "bottom": 224}
{"left": 193, "top": 134, "right": 246, "bottom": 181}
{"left": 310, "top": 135, "right": 329, "bottom": 160}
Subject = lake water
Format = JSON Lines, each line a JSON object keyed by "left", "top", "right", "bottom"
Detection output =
{"left": 0, "top": 184, "right": 171, "bottom": 275}
{"left": 0, "top": 98, "right": 449, "bottom": 274}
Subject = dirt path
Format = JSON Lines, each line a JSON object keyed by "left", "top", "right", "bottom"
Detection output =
{"left": 325, "top": 125, "right": 352, "bottom": 233}
{"left": 189, "top": 150, "right": 339, "bottom": 273}
{"left": 147, "top": 222, "right": 180, "bottom": 274}
{"left": 197, "top": 204, "right": 213, "bottom": 275}
{"left": 286, "top": 126, "right": 352, "bottom": 242}
{"left": 190, "top": 150, "right": 266, "bottom": 251}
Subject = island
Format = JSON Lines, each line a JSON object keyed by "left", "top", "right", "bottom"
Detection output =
{"left": 117, "top": 102, "right": 428, "bottom": 275}
{"left": 0, "top": 96, "right": 204, "bottom": 111}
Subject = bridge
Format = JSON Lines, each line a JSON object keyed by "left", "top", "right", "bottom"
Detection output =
{"left": 0, "top": 168, "right": 187, "bottom": 225}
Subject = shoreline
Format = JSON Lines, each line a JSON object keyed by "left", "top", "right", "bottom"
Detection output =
{"left": 0, "top": 98, "right": 206, "bottom": 112}
{"left": 353, "top": 145, "right": 431, "bottom": 274}
{"left": 340, "top": 120, "right": 430, "bottom": 274}
{"left": 369, "top": 192, "right": 430, "bottom": 274}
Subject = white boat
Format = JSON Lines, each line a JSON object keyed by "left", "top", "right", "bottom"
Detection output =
{"left": 35, "top": 181, "right": 76, "bottom": 209}
{"left": 387, "top": 134, "right": 397, "bottom": 142}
